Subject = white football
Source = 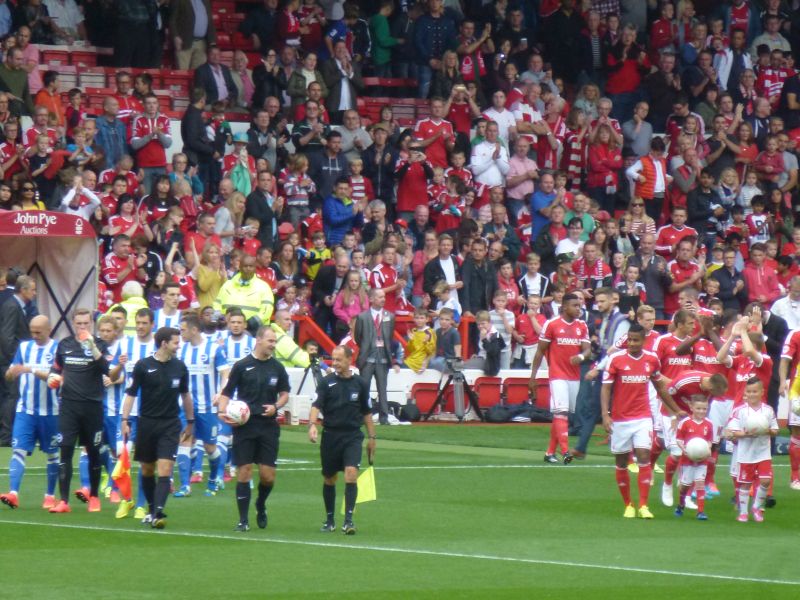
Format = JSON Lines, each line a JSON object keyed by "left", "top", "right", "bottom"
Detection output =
{"left": 792, "top": 398, "right": 800, "bottom": 417}
{"left": 225, "top": 400, "right": 251, "bottom": 425}
{"left": 685, "top": 437, "right": 711, "bottom": 462}
{"left": 745, "top": 411, "right": 770, "bottom": 435}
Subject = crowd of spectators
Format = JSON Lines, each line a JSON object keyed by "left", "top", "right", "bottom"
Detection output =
{"left": 2, "top": 0, "right": 800, "bottom": 385}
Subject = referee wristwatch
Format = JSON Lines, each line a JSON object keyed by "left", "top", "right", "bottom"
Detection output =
{"left": 368, "top": 435, "right": 377, "bottom": 440}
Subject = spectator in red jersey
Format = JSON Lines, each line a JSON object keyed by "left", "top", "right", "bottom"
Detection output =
{"left": 369, "top": 244, "right": 406, "bottom": 314}
{"left": 0, "top": 120, "right": 26, "bottom": 182}
{"left": 395, "top": 141, "right": 434, "bottom": 222}
{"left": 102, "top": 234, "right": 144, "bottom": 302}
{"left": 743, "top": 242, "right": 780, "bottom": 305}
{"left": 24, "top": 105, "right": 56, "bottom": 153}
{"left": 587, "top": 123, "right": 623, "bottom": 214}
{"left": 131, "top": 94, "right": 172, "bottom": 195}
{"left": 605, "top": 23, "right": 650, "bottom": 122}
{"left": 138, "top": 174, "right": 179, "bottom": 225}
{"left": 413, "top": 96, "right": 455, "bottom": 168}
{"left": 184, "top": 213, "right": 222, "bottom": 269}
{"left": 665, "top": 237, "right": 704, "bottom": 317}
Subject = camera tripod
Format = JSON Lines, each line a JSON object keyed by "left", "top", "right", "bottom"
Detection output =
{"left": 423, "top": 369, "right": 485, "bottom": 422}
{"left": 296, "top": 359, "right": 324, "bottom": 395}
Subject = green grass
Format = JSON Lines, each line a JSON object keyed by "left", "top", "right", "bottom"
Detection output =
{"left": 0, "top": 425, "right": 797, "bottom": 599}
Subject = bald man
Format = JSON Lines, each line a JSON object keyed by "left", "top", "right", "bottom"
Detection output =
{"left": 1, "top": 316, "right": 60, "bottom": 509}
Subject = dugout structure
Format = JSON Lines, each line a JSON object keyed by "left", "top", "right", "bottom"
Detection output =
{"left": 0, "top": 211, "right": 97, "bottom": 338}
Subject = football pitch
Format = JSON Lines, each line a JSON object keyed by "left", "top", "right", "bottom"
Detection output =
{"left": 0, "top": 424, "right": 796, "bottom": 599}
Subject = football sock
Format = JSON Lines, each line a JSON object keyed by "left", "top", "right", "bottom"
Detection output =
{"left": 58, "top": 445, "right": 75, "bottom": 502}
{"left": 87, "top": 446, "right": 102, "bottom": 497}
{"left": 323, "top": 483, "right": 335, "bottom": 520}
{"left": 207, "top": 448, "right": 221, "bottom": 486}
{"left": 664, "top": 455, "right": 679, "bottom": 486}
{"left": 649, "top": 438, "right": 663, "bottom": 468}
{"left": 637, "top": 464, "right": 652, "bottom": 507}
{"left": 679, "top": 486, "right": 688, "bottom": 507}
{"left": 99, "top": 444, "right": 115, "bottom": 482}
{"left": 141, "top": 475, "right": 156, "bottom": 515}
{"left": 79, "top": 450, "right": 89, "bottom": 489}
{"left": 216, "top": 436, "right": 230, "bottom": 481}
{"left": 256, "top": 483, "right": 272, "bottom": 511}
{"left": 696, "top": 485, "right": 705, "bottom": 513}
{"left": 738, "top": 486, "right": 749, "bottom": 515}
{"left": 177, "top": 446, "right": 191, "bottom": 488}
{"left": 615, "top": 467, "right": 631, "bottom": 506}
{"left": 557, "top": 415, "right": 569, "bottom": 454}
{"left": 46, "top": 452, "right": 58, "bottom": 496}
{"left": 753, "top": 483, "right": 769, "bottom": 511}
{"left": 154, "top": 476, "right": 170, "bottom": 516}
{"left": 344, "top": 482, "right": 357, "bottom": 521}
{"left": 790, "top": 436, "right": 800, "bottom": 481}
{"left": 706, "top": 449, "right": 718, "bottom": 485}
{"left": 546, "top": 421, "right": 558, "bottom": 455}
{"left": 136, "top": 471, "right": 146, "bottom": 506}
{"left": 236, "top": 482, "right": 251, "bottom": 523}
{"left": 191, "top": 440, "right": 204, "bottom": 474}
{"left": 8, "top": 449, "right": 25, "bottom": 493}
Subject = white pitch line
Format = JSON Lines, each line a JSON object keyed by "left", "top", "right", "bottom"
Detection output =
{"left": 0, "top": 519, "right": 796, "bottom": 587}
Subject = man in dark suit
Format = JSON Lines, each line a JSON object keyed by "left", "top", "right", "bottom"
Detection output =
{"left": 311, "top": 256, "right": 351, "bottom": 338}
{"left": 354, "top": 288, "right": 396, "bottom": 425}
{"left": 245, "top": 170, "right": 280, "bottom": 249}
{"left": 194, "top": 46, "right": 238, "bottom": 107}
{"left": 758, "top": 305, "right": 789, "bottom": 414}
{"left": 321, "top": 40, "right": 364, "bottom": 125}
{"left": 0, "top": 275, "right": 36, "bottom": 446}
{"left": 181, "top": 88, "right": 215, "bottom": 193}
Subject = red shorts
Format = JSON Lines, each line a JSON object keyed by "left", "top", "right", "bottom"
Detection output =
{"left": 736, "top": 459, "right": 773, "bottom": 484}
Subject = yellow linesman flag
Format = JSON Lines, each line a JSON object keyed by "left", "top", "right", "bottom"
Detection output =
{"left": 341, "top": 466, "right": 377, "bottom": 514}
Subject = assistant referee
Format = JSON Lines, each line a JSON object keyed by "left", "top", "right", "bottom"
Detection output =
{"left": 121, "top": 327, "right": 193, "bottom": 529}
{"left": 219, "top": 327, "right": 289, "bottom": 532}
{"left": 308, "top": 345, "right": 375, "bottom": 535}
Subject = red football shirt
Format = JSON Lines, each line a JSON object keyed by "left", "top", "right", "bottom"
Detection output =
{"left": 653, "top": 333, "right": 694, "bottom": 381}
{"left": 676, "top": 417, "right": 713, "bottom": 465}
{"left": 667, "top": 369, "right": 712, "bottom": 415}
{"left": 614, "top": 329, "right": 660, "bottom": 352}
{"left": 539, "top": 316, "right": 589, "bottom": 380}
{"left": 413, "top": 118, "right": 453, "bottom": 168}
{"left": 725, "top": 352, "right": 773, "bottom": 405}
{"left": 664, "top": 260, "right": 700, "bottom": 315}
{"left": 369, "top": 262, "right": 399, "bottom": 313}
{"left": 692, "top": 338, "right": 725, "bottom": 376}
{"left": 603, "top": 350, "right": 662, "bottom": 422}
{"left": 782, "top": 329, "right": 800, "bottom": 380}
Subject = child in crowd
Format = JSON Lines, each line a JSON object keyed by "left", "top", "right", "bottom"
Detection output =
{"left": 305, "top": 231, "right": 331, "bottom": 281}
{"left": 348, "top": 157, "right": 374, "bottom": 207}
{"left": 497, "top": 257, "right": 523, "bottom": 315}
{"left": 512, "top": 294, "right": 546, "bottom": 368}
{"left": 725, "top": 206, "right": 750, "bottom": 260}
{"left": 518, "top": 252, "right": 551, "bottom": 302}
{"left": 489, "top": 289, "right": 515, "bottom": 370}
{"left": 745, "top": 195, "right": 771, "bottom": 246}
{"left": 431, "top": 174, "right": 465, "bottom": 234}
{"left": 445, "top": 150, "right": 473, "bottom": 188}
{"left": 674, "top": 397, "right": 714, "bottom": 520}
{"left": 350, "top": 249, "right": 370, "bottom": 283}
{"left": 240, "top": 218, "right": 261, "bottom": 257}
{"left": 737, "top": 170, "right": 761, "bottom": 214}
{"left": 753, "top": 134, "right": 784, "bottom": 192}
{"left": 698, "top": 277, "right": 720, "bottom": 308}
{"left": 429, "top": 308, "right": 462, "bottom": 371}
{"left": 614, "top": 264, "right": 646, "bottom": 317}
{"left": 207, "top": 101, "right": 232, "bottom": 190}
{"left": 165, "top": 244, "right": 199, "bottom": 310}
{"left": 430, "top": 280, "right": 461, "bottom": 327}
{"left": 404, "top": 308, "right": 437, "bottom": 373}
{"left": 546, "top": 282, "right": 566, "bottom": 319}
{"left": 283, "top": 154, "right": 317, "bottom": 227}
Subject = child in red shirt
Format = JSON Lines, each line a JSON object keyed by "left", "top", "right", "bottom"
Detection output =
{"left": 512, "top": 294, "right": 547, "bottom": 368}
{"left": 753, "top": 135, "right": 784, "bottom": 191}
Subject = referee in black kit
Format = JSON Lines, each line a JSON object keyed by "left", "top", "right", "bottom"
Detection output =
{"left": 121, "top": 327, "right": 193, "bottom": 529}
{"left": 308, "top": 345, "right": 375, "bottom": 535}
{"left": 48, "top": 308, "right": 123, "bottom": 514}
{"left": 218, "top": 327, "right": 289, "bottom": 532}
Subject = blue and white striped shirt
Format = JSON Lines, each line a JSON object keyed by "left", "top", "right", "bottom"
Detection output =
{"left": 13, "top": 339, "right": 59, "bottom": 416}
{"left": 103, "top": 339, "right": 125, "bottom": 417}
{"left": 179, "top": 337, "right": 228, "bottom": 414}
{"left": 220, "top": 331, "right": 256, "bottom": 368}
{"left": 122, "top": 335, "right": 157, "bottom": 417}
{"left": 153, "top": 309, "right": 182, "bottom": 331}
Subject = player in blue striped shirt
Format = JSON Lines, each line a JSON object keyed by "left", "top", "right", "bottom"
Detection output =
{"left": 216, "top": 308, "right": 256, "bottom": 484}
{"left": 1, "top": 316, "right": 60, "bottom": 510}
{"left": 153, "top": 282, "right": 182, "bottom": 331}
{"left": 95, "top": 316, "right": 126, "bottom": 505}
{"left": 175, "top": 313, "right": 229, "bottom": 497}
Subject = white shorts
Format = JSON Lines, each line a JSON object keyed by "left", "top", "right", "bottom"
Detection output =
{"left": 708, "top": 398, "right": 734, "bottom": 443}
{"left": 550, "top": 379, "right": 580, "bottom": 414}
{"left": 610, "top": 418, "right": 653, "bottom": 454}
{"left": 659, "top": 413, "right": 681, "bottom": 456}
{"left": 679, "top": 462, "right": 708, "bottom": 487}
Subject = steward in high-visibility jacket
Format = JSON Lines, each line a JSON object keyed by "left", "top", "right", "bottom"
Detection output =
{"left": 213, "top": 259, "right": 274, "bottom": 332}
{"left": 270, "top": 310, "right": 311, "bottom": 367}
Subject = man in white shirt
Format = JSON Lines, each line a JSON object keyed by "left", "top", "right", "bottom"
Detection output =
{"left": 470, "top": 121, "right": 509, "bottom": 188}
{"left": 482, "top": 90, "right": 517, "bottom": 143}
{"left": 44, "top": 0, "right": 86, "bottom": 44}
{"left": 771, "top": 277, "right": 800, "bottom": 330}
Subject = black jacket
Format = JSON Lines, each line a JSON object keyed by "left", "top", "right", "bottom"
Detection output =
{"left": 711, "top": 267, "right": 747, "bottom": 312}
{"left": 251, "top": 64, "right": 287, "bottom": 111}
{"left": 180, "top": 104, "right": 213, "bottom": 166}
{"left": 244, "top": 189, "right": 276, "bottom": 249}
{"left": 360, "top": 144, "right": 398, "bottom": 204}
{"left": 311, "top": 265, "right": 343, "bottom": 309}
{"left": 422, "top": 256, "right": 459, "bottom": 296}
{"left": 687, "top": 187, "right": 721, "bottom": 233}
{"left": 0, "top": 296, "right": 29, "bottom": 367}
{"left": 194, "top": 63, "right": 237, "bottom": 106}
{"left": 460, "top": 258, "right": 497, "bottom": 314}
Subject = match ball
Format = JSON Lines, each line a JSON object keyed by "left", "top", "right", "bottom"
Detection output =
{"left": 225, "top": 400, "right": 250, "bottom": 426}
{"left": 684, "top": 437, "right": 711, "bottom": 462}
{"left": 791, "top": 398, "right": 800, "bottom": 417}
{"left": 745, "top": 411, "right": 770, "bottom": 435}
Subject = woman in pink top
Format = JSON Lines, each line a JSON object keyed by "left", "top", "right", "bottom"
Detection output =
{"left": 333, "top": 269, "right": 369, "bottom": 331}
{"left": 17, "top": 26, "right": 43, "bottom": 95}
{"left": 411, "top": 230, "right": 439, "bottom": 305}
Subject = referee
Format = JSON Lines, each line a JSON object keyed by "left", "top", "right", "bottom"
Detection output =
{"left": 121, "top": 327, "right": 193, "bottom": 529}
{"left": 219, "top": 327, "right": 289, "bottom": 532}
{"left": 308, "top": 345, "right": 375, "bottom": 535}
{"left": 48, "top": 309, "right": 122, "bottom": 514}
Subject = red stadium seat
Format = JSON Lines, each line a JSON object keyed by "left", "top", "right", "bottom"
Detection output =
{"left": 503, "top": 377, "right": 532, "bottom": 405}
{"left": 42, "top": 49, "right": 69, "bottom": 66}
{"left": 410, "top": 382, "right": 440, "bottom": 413}
{"left": 71, "top": 50, "right": 98, "bottom": 68}
{"left": 163, "top": 71, "right": 193, "bottom": 97}
{"left": 473, "top": 377, "right": 502, "bottom": 408}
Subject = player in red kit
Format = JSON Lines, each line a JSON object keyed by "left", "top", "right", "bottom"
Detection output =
{"left": 663, "top": 369, "right": 728, "bottom": 508}
{"left": 674, "top": 396, "right": 714, "bottom": 520}
{"left": 714, "top": 313, "right": 773, "bottom": 406}
{"left": 369, "top": 244, "right": 405, "bottom": 314}
{"left": 529, "top": 294, "right": 590, "bottom": 464}
{"left": 664, "top": 238, "right": 704, "bottom": 317}
{"left": 779, "top": 327, "right": 800, "bottom": 489}
{"left": 601, "top": 325, "right": 679, "bottom": 519}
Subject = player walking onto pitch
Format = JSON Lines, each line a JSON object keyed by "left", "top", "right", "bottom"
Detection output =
{"left": 725, "top": 378, "right": 779, "bottom": 523}
{"left": 1, "top": 316, "right": 59, "bottom": 510}
{"left": 218, "top": 327, "right": 289, "bottom": 532}
{"left": 121, "top": 327, "right": 193, "bottom": 528}
{"left": 600, "top": 324, "right": 682, "bottom": 519}
{"left": 528, "top": 293, "right": 590, "bottom": 464}
{"left": 308, "top": 346, "right": 375, "bottom": 535}
{"left": 674, "top": 396, "right": 713, "bottom": 520}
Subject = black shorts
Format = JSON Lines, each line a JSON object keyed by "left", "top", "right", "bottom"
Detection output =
{"left": 58, "top": 401, "right": 104, "bottom": 450}
{"left": 232, "top": 419, "right": 280, "bottom": 467}
{"left": 134, "top": 417, "right": 181, "bottom": 464}
{"left": 320, "top": 429, "right": 364, "bottom": 477}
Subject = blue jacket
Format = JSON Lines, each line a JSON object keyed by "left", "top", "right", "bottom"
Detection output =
{"left": 413, "top": 13, "right": 457, "bottom": 65}
{"left": 95, "top": 117, "right": 128, "bottom": 168}
{"left": 323, "top": 194, "right": 361, "bottom": 245}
